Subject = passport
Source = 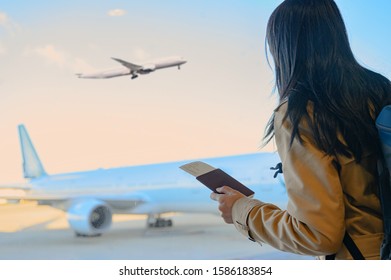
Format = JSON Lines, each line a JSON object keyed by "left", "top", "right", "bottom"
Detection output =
{"left": 180, "top": 161, "right": 254, "bottom": 197}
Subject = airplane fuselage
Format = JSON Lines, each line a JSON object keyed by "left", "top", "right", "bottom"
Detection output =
{"left": 28, "top": 153, "right": 286, "bottom": 215}
{"left": 76, "top": 56, "right": 187, "bottom": 79}
{"left": 152, "top": 56, "right": 187, "bottom": 70}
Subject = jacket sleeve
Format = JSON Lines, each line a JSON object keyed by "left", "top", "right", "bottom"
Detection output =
{"left": 231, "top": 105, "right": 345, "bottom": 256}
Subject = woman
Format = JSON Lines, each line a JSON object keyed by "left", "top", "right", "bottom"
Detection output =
{"left": 211, "top": 0, "right": 391, "bottom": 259}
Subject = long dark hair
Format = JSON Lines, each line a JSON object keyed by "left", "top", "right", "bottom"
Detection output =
{"left": 264, "top": 0, "right": 391, "bottom": 161}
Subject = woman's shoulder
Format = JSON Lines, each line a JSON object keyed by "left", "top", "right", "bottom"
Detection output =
{"left": 273, "top": 98, "right": 314, "bottom": 137}
{"left": 274, "top": 98, "right": 288, "bottom": 113}
{"left": 274, "top": 98, "right": 315, "bottom": 115}
{"left": 274, "top": 98, "right": 289, "bottom": 127}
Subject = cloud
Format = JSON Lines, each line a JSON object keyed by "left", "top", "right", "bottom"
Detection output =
{"left": 108, "top": 9, "right": 127, "bottom": 17}
{"left": 25, "top": 44, "right": 96, "bottom": 72}
{"left": 0, "top": 42, "right": 6, "bottom": 55}
{"left": 0, "top": 11, "right": 20, "bottom": 34}
{"left": 132, "top": 47, "right": 151, "bottom": 61}
{"left": 33, "top": 44, "right": 67, "bottom": 66}
{"left": 0, "top": 11, "right": 8, "bottom": 25}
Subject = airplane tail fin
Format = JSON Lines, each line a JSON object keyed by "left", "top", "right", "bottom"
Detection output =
{"left": 18, "top": 125, "right": 47, "bottom": 179}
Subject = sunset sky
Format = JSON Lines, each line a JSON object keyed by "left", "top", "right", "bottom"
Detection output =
{"left": 1, "top": 0, "right": 390, "bottom": 184}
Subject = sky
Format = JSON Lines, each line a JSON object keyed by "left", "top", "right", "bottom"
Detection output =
{"left": 1, "top": 0, "right": 391, "bottom": 184}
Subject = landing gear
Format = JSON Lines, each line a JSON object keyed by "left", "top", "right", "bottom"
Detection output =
{"left": 131, "top": 74, "right": 138, "bottom": 79}
{"left": 75, "top": 232, "right": 102, "bottom": 238}
{"left": 147, "top": 214, "right": 173, "bottom": 228}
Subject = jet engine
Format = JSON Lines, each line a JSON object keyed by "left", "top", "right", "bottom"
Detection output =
{"left": 67, "top": 199, "right": 112, "bottom": 237}
{"left": 139, "top": 64, "right": 156, "bottom": 74}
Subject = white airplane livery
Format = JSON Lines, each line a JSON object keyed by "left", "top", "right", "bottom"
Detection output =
{"left": 76, "top": 56, "right": 187, "bottom": 79}
{"left": 0, "top": 125, "right": 286, "bottom": 237}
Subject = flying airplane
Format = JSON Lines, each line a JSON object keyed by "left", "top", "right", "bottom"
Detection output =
{"left": 76, "top": 56, "right": 187, "bottom": 79}
{"left": 0, "top": 125, "right": 286, "bottom": 237}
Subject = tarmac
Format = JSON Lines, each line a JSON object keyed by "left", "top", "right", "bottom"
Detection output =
{"left": 0, "top": 202, "right": 313, "bottom": 260}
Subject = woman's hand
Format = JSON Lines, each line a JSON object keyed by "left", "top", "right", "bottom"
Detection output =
{"left": 210, "top": 186, "right": 245, "bottom": 224}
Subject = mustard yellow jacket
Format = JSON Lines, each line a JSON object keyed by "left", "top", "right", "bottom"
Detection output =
{"left": 232, "top": 101, "right": 383, "bottom": 259}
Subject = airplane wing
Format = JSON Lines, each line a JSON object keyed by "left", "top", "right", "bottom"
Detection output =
{"left": 0, "top": 183, "right": 32, "bottom": 191}
{"left": 111, "top": 57, "right": 142, "bottom": 71}
{"left": 0, "top": 193, "right": 66, "bottom": 202}
{"left": 75, "top": 57, "right": 141, "bottom": 79}
{"left": 0, "top": 189, "right": 149, "bottom": 204}
{"left": 0, "top": 191, "right": 147, "bottom": 208}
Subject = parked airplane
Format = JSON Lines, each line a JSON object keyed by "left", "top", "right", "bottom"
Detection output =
{"left": 76, "top": 56, "right": 187, "bottom": 79}
{"left": 0, "top": 125, "right": 286, "bottom": 237}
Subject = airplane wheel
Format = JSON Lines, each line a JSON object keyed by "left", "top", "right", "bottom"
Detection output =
{"left": 147, "top": 216, "right": 173, "bottom": 228}
{"left": 75, "top": 232, "right": 102, "bottom": 238}
{"left": 156, "top": 219, "right": 165, "bottom": 228}
{"left": 148, "top": 218, "right": 173, "bottom": 228}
